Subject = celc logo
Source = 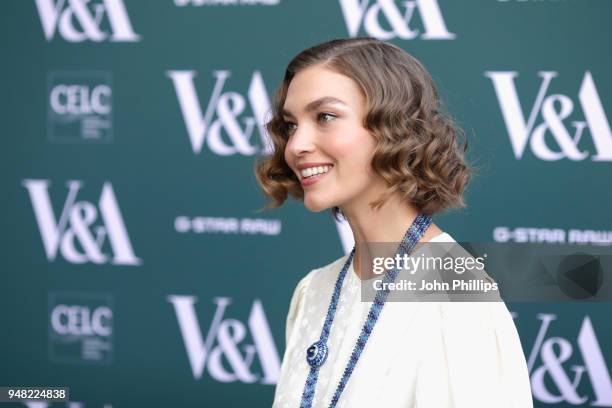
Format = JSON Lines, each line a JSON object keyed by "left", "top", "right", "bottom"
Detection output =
{"left": 486, "top": 71, "right": 612, "bottom": 161}
{"left": 338, "top": 0, "right": 456, "bottom": 40}
{"left": 167, "top": 70, "right": 273, "bottom": 156}
{"left": 22, "top": 179, "right": 142, "bottom": 266}
{"left": 35, "top": 0, "right": 140, "bottom": 42}
{"left": 521, "top": 313, "right": 612, "bottom": 406}
{"left": 167, "top": 295, "right": 280, "bottom": 384}
{"left": 47, "top": 71, "right": 113, "bottom": 142}
{"left": 48, "top": 292, "right": 114, "bottom": 364}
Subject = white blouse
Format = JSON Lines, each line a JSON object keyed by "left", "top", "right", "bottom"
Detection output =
{"left": 272, "top": 232, "right": 534, "bottom": 408}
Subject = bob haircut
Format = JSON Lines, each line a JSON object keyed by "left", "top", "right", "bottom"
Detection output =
{"left": 254, "top": 37, "right": 471, "bottom": 222}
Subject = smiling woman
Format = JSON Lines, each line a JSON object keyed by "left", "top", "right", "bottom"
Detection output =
{"left": 254, "top": 37, "right": 470, "bottom": 225}
{"left": 253, "top": 38, "right": 533, "bottom": 408}
{"left": 281, "top": 66, "right": 379, "bottom": 211}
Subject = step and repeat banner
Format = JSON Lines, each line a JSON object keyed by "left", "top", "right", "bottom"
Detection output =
{"left": 1, "top": 0, "right": 611, "bottom": 406}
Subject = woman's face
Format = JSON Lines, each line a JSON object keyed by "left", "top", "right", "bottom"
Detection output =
{"left": 283, "top": 64, "right": 385, "bottom": 213}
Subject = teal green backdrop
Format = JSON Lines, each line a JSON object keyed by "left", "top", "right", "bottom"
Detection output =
{"left": 1, "top": 0, "right": 611, "bottom": 406}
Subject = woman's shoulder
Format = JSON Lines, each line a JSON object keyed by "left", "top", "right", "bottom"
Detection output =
{"left": 313, "top": 230, "right": 455, "bottom": 271}
{"left": 283, "top": 253, "right": 353, "bottom": 345}
{"left": 312, "top": 252, "right": 353, "bottom": 281}
{"left": 301, "top": 230, "right": 455, "bottom": 286}
{"left": 429, "top": 231, "right": 456, "bottom": 242}
{"left": 290, "top": 253, "right": 351, "bottom": 300}
{"left": 297, "top": 230, "right": 456, "bottom": 291}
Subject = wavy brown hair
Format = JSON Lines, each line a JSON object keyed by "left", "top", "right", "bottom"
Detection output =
{"left": 254, "top": 37, "right": 471, "bottom": 222}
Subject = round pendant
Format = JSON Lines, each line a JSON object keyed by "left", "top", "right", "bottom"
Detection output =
{"left": 306, "top": 339, "right": 328, "bottom": 368}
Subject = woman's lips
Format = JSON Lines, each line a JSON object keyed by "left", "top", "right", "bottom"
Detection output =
{"left": 300, "top": 167, "right": 332, "bottom": 187}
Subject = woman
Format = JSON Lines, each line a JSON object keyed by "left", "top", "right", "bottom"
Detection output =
{"left": 254, "top": 38, "right": 533, "bottom": 407}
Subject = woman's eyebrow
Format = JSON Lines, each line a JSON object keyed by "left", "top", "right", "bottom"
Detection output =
{"left": 282, "top": 96, "right": 348, "bottom": 118}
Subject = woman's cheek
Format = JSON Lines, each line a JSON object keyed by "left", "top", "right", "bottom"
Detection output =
{"left": 325, "top": 131, "right": 360, "bottom": 158}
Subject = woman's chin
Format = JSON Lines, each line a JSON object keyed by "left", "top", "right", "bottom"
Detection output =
{"left": 303, "top": 198, "right": 330, "bottom": 213}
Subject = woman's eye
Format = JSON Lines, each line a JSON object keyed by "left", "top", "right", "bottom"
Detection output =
{"left": 317, "top": 112, "right": 336, "bottom": 123}
{"left": 282, "top": 113, "right": 335, "bottom": 136}
{"left": 284, "top": 121, "right": 297, "bottom": 135}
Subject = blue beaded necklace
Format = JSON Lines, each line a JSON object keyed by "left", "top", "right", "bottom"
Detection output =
{"left": 299, "top": 213, "right": 432, "bottom": 408}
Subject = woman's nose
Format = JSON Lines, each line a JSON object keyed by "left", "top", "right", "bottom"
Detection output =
{"left": 286, "top": 125, "right": 316, "bottom": 157}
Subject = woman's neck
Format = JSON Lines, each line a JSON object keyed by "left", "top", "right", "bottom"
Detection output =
{"left": 340, "top": 195, "right": 442, "bottom": 280}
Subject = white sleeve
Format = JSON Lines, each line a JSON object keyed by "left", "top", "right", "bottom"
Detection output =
{"left": 415, "top": 301, "right": 534, "bottom": 408}
{"left": 285, "top": 268, "right": 317, "bottom": 346}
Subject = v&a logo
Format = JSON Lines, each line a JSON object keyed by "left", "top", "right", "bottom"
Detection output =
{"left": 486, "top": 71, "right": 612, "bottom": 161}
{"left": 522, "top": 313, "right": 612, "bottom": 406}
{"left": 338, "top": 0, "right": 456, "bottom": 40}
{"left": 167, "top": 70, "right": 273, "bottom": 156}
{"left": 22, "top": 179, "right": 142, "bottom": 265}
{"left": 35, "top": 0, "right": 140, "bottom": 42}
{"left": 167, "top": 295, "right": 280, "bottom": 384}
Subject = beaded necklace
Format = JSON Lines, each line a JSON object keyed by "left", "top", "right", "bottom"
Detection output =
{"left": 299, "top": 213, "right": 432, "bottom": 408}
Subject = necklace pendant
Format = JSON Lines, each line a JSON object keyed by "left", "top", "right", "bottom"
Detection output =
{"left": 306, "top": 339, "right": 328, "bottom": 368}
